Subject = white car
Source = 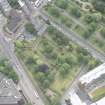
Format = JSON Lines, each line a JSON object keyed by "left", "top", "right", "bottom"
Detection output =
{"left": 34, "top": 91, "right": 39, "bottom": 99}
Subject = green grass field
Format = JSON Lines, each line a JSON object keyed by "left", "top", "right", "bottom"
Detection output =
{"left": 91, "top": 86, "right": 105, "bottom": 102}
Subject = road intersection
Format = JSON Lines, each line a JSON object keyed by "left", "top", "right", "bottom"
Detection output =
{"left": 0, "top": 0, "right": 105, "bottom": 105}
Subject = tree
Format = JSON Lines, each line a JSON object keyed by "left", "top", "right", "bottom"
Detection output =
{"left": 76, "top": 47, "right": 88, "bottom": 56}
{"left": 56, "top": 55, "right": 65, "bottom": 65}
{"left": 8, "top": 0, "right": 20, "bottom": 9}
{"left": 78, "top": 54, "right": 84, "bottom": 63}
{"left": 25, "top": 23, "right": 37, "bottom": 35}
{"left": 0, "top": 58, "right": 19, "bottom": 82}
{"left": 82, "top": 30, "right": 90, "bottom": 39}
{"left": 55, "top": 0, "right": 68, "bottom": 9}
{"left": 26, "top": 56, "right": 36, "bottom": 65}
{"left": 83, "top": 12, "right": 102, "bottom": 24}
{"left": 65, "top": 55, "right": 77, "bottom": 66}
{"left": 100, "top": 28, "right": 105, "bottom": 38}
{"left": 50, "top": 51, "right": 57, "bottom": 60}
{"left": 48, "top": 7, "right": 60, "bottom": 18}
{"left": 59, "top": 63, "right": 70, "bottom": 77}
{"left": 70, "top": 6, "right": 81, "bottom": 18}
{"left": 87, "top": 22, "right": 97, "bottom": 33}
{"left": 84, "top": 14, "right": 94, "bottom": 23}
{"left": 47, "top": 73, "right": 55, "bottom": 82}
{"left": 60, "top": 16, "right": 72, "bottom": 27}
{"left": 36, "top": 72, "right": 45, "bottom": 83}
{"left": 88, "top": 59, "right": 99, "bottom": 70}
{"left": 37, "top": 64, "right": 49, "bottom": 73}
{"left": 43, "top": 45, "right": 53, "bottom": 54}
{"left": 43, "top": 79, "right": 50, "bottom": 88}
{"left": 47, "top": 26, "right": 55, "bottom": 33}
{"left": 92, "top": 13, "right": 102, "bottom": 22}
{"left": 8, "top": 70, "right": 19, "bottom": 82}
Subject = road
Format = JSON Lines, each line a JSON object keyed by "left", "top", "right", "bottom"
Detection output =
{"left": 22, "top": 0, "right": 105, "bottom": 62}
{"left": 0, "top": 0, "right": 104, "bottom": 105}
{"left": 20, "top": 1, "right": 105, "bottom": 104}
{"left": 0, "top": 3, "right": 45, "bottom": 105}
{"left": 61, "top": 64, "right": 89, "bottom": 105}
{"left": 0, "top": 34, "right": 44, "bottom": 105}
{"left": 40, "top": 10, "right": 105, "bottom": 62}
{"left": 54, "top": 5, "right": 86, "bottom": 29}
{"left": 18, "top": 0, "right": 48, "bottom": 35}
{"left": 39, "top": 11, "right": 105, "bottom": 105}
{"left": 50, "top": 20, "right": 105, "bottom": 62}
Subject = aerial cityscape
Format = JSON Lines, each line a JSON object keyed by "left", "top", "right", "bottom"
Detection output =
{"left": 0, "top": 0, "right": 105, "bottom": 105}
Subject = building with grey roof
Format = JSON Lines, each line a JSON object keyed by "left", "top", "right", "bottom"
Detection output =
{"left": 79, "top": 63, "right": 105, "bottom": 91}
{"left": 0, "top": 74, "right": 24, "bottom": 105}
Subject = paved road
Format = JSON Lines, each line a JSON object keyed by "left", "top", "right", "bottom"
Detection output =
{"left": 18, "top": 0, "right": 48, "bottom": 35}
{"left": 0, "top": 34, "right": 44, "bottom": 105}
{"left": 41, "top": 11, "right": 105, "bottom": 62}
{"left": 39, "top": 11, "right": 105, "bottom": 104}
{"left": 0, "top": 3, "right": 45, "bottom": 104}
{"left": 12, "top": 1, "right": 105, "bottom": 105}
{"left": 61, "top": 64, "right": 89, "bottom": 105}
{"left": 54, "top": 5, "right": 86, "bottom": 29}
{"left": 20, "top": 1, "right": 105, "bottom": 104}
{"left": 51, "top": 21, "right": 105, "bottom": 62}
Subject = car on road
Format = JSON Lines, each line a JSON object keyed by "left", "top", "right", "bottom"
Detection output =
{"left": 34, "top": 91, "right": 39, "bottom": 99}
